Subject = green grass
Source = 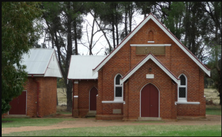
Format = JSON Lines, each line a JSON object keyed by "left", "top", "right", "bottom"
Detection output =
{"left": 206, "top": 106, "right": 221, "bottom": 115}
{"left": 2, "top": 125, "right": 221, "bottom": 136}
{"left": 2, "top": 118, "right": 75, "bottom": 128}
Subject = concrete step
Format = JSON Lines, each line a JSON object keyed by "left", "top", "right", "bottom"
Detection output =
{"left": 177, "top": 116, "right": 207, "bottom": 121}
{"left": 138, "top": 117, "right": 162, "bottom": 121}
{"left": 4, "top": 115, "right": 29, "bottom": 118}
{"left": 86, "top": 111, "right": 96, "bottom": 117}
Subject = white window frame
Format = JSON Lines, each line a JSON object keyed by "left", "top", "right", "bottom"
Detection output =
{"left": 114, "top": 74, "right": 123, "bottom": 101}
{"left": 178, "top": 74, "right": 187, "bottom": 102}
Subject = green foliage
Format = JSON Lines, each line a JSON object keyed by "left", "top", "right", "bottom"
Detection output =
{"left": 2, "top": 2, "right": 42, "bottom": 114}
{"left": 163, "top": 2, "right": 185, "bottom": 40}
{"left": 57, "top": 78, "right": 65, "bottom": 88}
{"left": 207, "top": 45, "right": 221, "bottom": 104}
{"left": 206, "top": 106, "right": 221, "bottom": 115}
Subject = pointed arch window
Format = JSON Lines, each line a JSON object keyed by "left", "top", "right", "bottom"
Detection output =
{"left": 114, "top": 74, "right": 123, "bottom": 101}
{"left": 148, "top": 30, "right": 154, "bottom": 41}
{"left": 178, "top": 74, "right": 187, "bottom": 102}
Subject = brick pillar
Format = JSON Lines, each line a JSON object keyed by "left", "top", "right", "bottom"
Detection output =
{"left": 199, "top": 70, "right": 206, "bottom": 117}
{"left": 171, "top": 81, "right": 177, "bottom": 119}
{"left": 72, "top": 80, "right": 79, "bottom": 118}
{"left": 96, "top": 69, "right": 103, "bottom": 119}
{"left": 123, "top": 81, "right": 129, "bottom": 120}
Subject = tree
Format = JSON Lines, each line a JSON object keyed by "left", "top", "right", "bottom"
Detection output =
{"left": 42, "top": 2, "right": 86, "bottom": 111}
{"left": 2, "top": 2, "right": 42, "bottom": 114}
{"left": 161, "top": 2, "right": 213, "bottom": 62}
{"left": 163, "top": 2, "right": 185, "bottom": 40}
{"left": 135, "top": 2, "right": 157, "bottom": 18}
{"left": 204, "top": 2, "right": 221, "bottom": 105}
{"left": 98, "top": 2, "right": 123, "bottom": 48}
{"left": 120, "top": 2, "right": 135, "bottom": 40}
{"left": 88, "top": 2, "right": 113, "bottom": 53}
{"left": 80, "top": 12, "right": 104, "bottom": 55}
{"left": 207, "top": 45, "right": 221, "bottom": 105}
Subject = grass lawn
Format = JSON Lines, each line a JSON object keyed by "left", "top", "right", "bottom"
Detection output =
{"left": 206, "top": 105, "right": 221, "bottom": 115}
{"left": 57, "top": 111, "right": 72, "bottom": 114}
{"left": 2, "top": 125, "right": 221, "bottom": 136}
{"left": 2, "top": 118, "right": 75, "bottom": 128}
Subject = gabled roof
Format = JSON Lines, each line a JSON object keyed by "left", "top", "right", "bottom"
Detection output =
{"left": 21, "top": 48, "right": 62, "bottom": 78}
{"left": 68, "top": 55, "right": 106, "bottom": 80}
{"left": 120, "top": 53, "right": 180, "bottom": 85}
{"left": 93, "top": 13, "right": 210, "bottom": 77}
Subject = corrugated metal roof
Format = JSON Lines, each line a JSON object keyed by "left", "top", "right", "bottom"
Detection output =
{"left": 20, "top": 48, "right": 62, "bottom": 78}
{"left": 68, "top": 55, "right": 106, "bottom": 79}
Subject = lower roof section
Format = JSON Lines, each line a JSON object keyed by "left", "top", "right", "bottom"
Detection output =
{"left": 68, "top": 55, "right": 106, "bottom": 80}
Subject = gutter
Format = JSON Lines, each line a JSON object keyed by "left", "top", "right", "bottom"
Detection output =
{"left": 32, "top": 75, "right": 41, "bottom": 118}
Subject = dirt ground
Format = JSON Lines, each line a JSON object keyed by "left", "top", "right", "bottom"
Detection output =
{"left": 2, "top": 114, "right": 221, "bottom": 135}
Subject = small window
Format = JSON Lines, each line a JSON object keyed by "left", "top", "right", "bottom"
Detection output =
{"left": 179, "top": 87, "right": 186, "bottom": 98}
{"left": 115, "top": 75, "right": 121, "bottom": 85}
{"left": 114, "top": 74, "right": 123, "bottom": 101}
{"left": 148, "top": 30, "right": 154, "bottom": 41}
{"left": 115, "top": 87, "right": 122, "bottom": 97}
{"left": 180, "top": 75, "right": 186, "bottom": 85}
{"left": 178, "top": 74, "right": 187, "bottom": 101}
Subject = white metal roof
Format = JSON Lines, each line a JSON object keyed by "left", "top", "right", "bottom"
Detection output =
{"left": 68, "top": 55, "right": 106, "bottom": 80}
{"left": 20, "top": 48, "right": 62, "bottom": 78}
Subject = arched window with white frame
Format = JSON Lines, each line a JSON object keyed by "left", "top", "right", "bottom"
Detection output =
{"left": 114, "top": 74, "right": 123, "bottom": 101}
{"left": 178, "top": 74, "right": 187, "bottom": 102}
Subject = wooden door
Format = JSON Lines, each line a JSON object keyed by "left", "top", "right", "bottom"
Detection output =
{"left": 90, "top": 87, "right": 98, "bottom": 111}
{"left": 9, "top": 91, "right": 26, "bottom": 114}
{"left": 141, "top": 84, "right": 158, "bottom": 117}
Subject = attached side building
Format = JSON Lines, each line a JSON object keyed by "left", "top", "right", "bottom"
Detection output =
{"left": 5, "top": 48, "right": 62, "bottom": 118}
{"left": 68, "top": 55, "right": 106, "bottom": 117}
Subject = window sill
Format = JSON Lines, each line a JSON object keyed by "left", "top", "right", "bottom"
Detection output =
{"left": 175, "top": 101, "right": 200, "bottom": 105}
{"left": 102, "top": 100, "right": 125, "bottom": 104}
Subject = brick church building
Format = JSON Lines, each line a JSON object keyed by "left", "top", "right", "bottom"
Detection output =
{"left": 68, "top": 13, "right": 210, "bottom": 120}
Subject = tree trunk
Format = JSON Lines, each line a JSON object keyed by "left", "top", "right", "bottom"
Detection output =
{"left": 73, "top": 20, "right": 78, "bottom": 55}
{"left": 124, "top": 5, "right": 128, "bottom": 37}
{"left": 112, "top": 22, "right": 116, "bottom": 48}
{"left": 129, "top": 5, "right": 132, "bottom": 33}
{"left": 66, "top": 80, "right": 73, "bottom": 111}
{"left": 89, "top": 17, "right": 95, "bottom": 55}
{"left": 66, "top": 2, "right": 73, "bottom": 111}
{"left": 92, "top": 13, "right": 112, "bottom": 52}
{"left": 115, "top": 22, "right": 119, "bottom": 46}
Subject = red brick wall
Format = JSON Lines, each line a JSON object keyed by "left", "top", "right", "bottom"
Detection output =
{"left": 38, "top": 77, "right": 57, "bottom": 117}
{"left": 25, "top": 78, "right": 37, "bottom": 117}
{"left": 2, "top": 77, "right": 57, "bottom": 118}
{"left": 96, "top": 19, "right": 206, "bottom": 120}
{"left": 78, "top": 80, "right": 98, "bottom": 117}
{"left": 24, "top": 77, "right": 57, "bottom": 117}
